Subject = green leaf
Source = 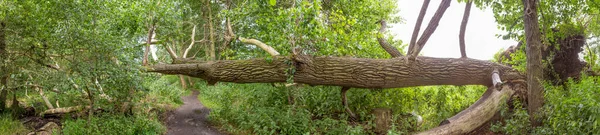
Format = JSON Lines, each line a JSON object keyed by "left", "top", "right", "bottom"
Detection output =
{"left": 268, "top": 0, "right": 276, "bottom": 6}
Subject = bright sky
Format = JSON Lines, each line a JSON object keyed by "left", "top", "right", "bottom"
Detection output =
{"left": 390, "top": 0, "right": 518, "bottom": 60}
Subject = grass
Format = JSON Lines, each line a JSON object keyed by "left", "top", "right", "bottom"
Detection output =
{"left": 61, "top": 114, "right": 165, "bottom": 135}
{"left": 0, "top": 113, "right": 29, "bottom": 134}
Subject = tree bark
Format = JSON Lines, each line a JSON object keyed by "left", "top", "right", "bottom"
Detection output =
{"left": 409, "top": 0, "right": 451, "bottom": 60}
{"left": 148, "top": 56, "right": 524, "bottom": 88}
{"left": 522, "top": 0, "right": 544, "bottom": 127}
{"left": 459, "top": 0, "right": 472, "bottom": 58}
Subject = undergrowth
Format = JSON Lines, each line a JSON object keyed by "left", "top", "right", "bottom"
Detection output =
{"left": 197, "top": 81, "right": 486, "bottom": 134}
{"left": 490, "top": 75, "right": 600, "bottom": 134}
{"left": 0, "top": 113, "right": 29, "bottom": 134}
{"left": 61, "top": 114, "right": 165, "bottom": 135}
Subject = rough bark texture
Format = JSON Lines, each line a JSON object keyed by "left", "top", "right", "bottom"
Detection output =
{"left": 408, "top": 0, "right": 431, "bottom": 56}
{"left": 409, "top": 0, "right": 451, "bottom": 60}
{"left": 149, "top": 56, "right": 524, "bottom": 88}
{"left": 459, "top": 0, "right": 472, "bottom": 58}
{"left": 416, "top": 84, "right": 522, "bottom": 135}
{"left": 373, "top": 108, "right": 392, "bottom": 134}
{"left": 522, "top": 0, "right": 544, "bottom": 126}
{"left": 377, "top": 20, "right": 402, "bottom": 57}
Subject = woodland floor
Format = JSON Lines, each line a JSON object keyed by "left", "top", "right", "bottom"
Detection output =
{"left": 166, "top": 89, "right": 225, "bottom": 135}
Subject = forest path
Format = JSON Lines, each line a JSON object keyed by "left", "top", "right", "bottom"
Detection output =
{"left": 166, "top": 89, "right": 225, "bottom": 135}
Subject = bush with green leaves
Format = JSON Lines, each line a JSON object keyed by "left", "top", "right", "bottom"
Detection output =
{"left": 533, "top": 76, "right": 600, "bottom": 134}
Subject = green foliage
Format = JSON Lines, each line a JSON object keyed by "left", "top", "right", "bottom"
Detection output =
{"left": 490, "top": 100, "right": 531, "bottom": 134}
{"left": 223, "top": 0, "right": 403, "bottom": 59}
{"left": 488, "top": 76, "right": 600, "bottom": 134}
{"left": 198, "top": 81, "right": 486, "bottom": 134}
{"left": 502, "top": 45, "right": 527, "bottom": 73}
{"left": 61, "top": 114, "right": 165, "bottom": 135}
{"left": 533, "top": 76, "right": 600, "bottom": 134}
{"left": 0, "top": 113, "right": 29, "bottom": 134}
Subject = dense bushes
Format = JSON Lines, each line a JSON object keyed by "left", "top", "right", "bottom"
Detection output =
{"left": 489, "top": 76, "right": 600, "bottom": 134}
{"left": 536, "top": 76, "right": 600, "bottom": 134}
{"left": 198, "top": 81, "right": 486, "bottom": 134}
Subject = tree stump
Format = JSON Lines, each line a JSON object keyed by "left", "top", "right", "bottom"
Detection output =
{"left": 373, "top": 108, "right": 392, "bottom": 134}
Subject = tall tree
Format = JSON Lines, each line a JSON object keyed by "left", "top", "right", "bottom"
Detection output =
{"left": 522, "top": 0, "right": 544, "bottom": 126}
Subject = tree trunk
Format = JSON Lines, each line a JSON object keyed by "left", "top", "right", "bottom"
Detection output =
{"left": 179, "top": 75, "right": 187, "bottom": 90}
{"left": 373, "top": 108, "right": 392, "bottom": 134}
{"left": 149, "top": 56, "right": 524, "bottom": 88}
{"left": 207, "top": 0, "right": 216, "bottom": 60}
{"left": 0, "top": 78, "right": 7, "bottom": 112}
{"left": 522, "top": 0, "right": 544, "bottom": 126}
{"left": 0, "top": 21, "right": 7, "bottom": 112}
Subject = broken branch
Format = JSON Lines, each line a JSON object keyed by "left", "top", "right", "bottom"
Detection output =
{"left": 377, "top": 20, "right": 403, "bottom": 57}
{"left": 238, "top": 37, "right": 280, "bottom": 56}
{"left": 183, "top": 25, "right": 197, "bottom": 58}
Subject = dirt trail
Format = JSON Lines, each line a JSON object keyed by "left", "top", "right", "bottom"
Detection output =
{"left": 166, "top": 90, "right": 225, "bottom": 135}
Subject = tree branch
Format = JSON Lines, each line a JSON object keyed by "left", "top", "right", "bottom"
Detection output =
{"left": 377, "top": 20, "right": 403, "bottom": 57}
{"left": 407, "top": 0, "right": 431, "bottom": 57}
{"left": 183, "top": 25, "right": 197, "bottom": 58}
{"left": 341, "top": 87, "right": 358, "bottom": 120}
{"left": 459, "top": 0, "right": 472, "bottom": 58}
{"left": 409, "top": 0, "right": 451, "bottom": 60}
{"left": 238, "top": 37, "right": 280, "bottom": 56}
{"left": 143, "top": 23, "right": 156, "bottom": 66}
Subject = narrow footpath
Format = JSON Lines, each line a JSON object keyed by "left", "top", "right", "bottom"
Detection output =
{"left": 166, "top": 90, "right": 225, "bottom": 135}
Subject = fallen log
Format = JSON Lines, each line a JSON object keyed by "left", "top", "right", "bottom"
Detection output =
{"left": 148, "top": 56, "right": 524, "bottom": 88}
{"left": 416, "top": 83, "right": 524, "bottom": 135}
{"left": 40, "top": 106, "right": 89, "bottom": 116}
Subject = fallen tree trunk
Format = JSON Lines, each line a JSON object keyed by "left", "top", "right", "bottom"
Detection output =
{"left": 416, "top": 83, "right": 524, "bottom": 135}
{"left": 148, "top": 56, "right": 524, "bottom": 88}
{"left": 40, "top": 106, "right": 90, "bottom": 116}
{"left": 148, "top": 55, "right": 526, "bottom": 134}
